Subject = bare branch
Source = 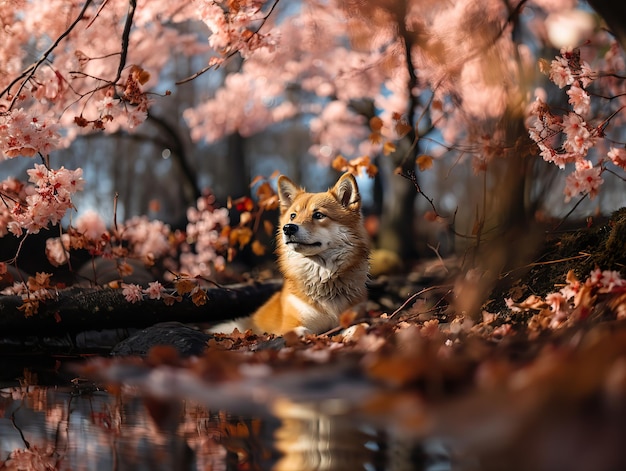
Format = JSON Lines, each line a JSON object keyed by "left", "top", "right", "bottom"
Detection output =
{"left": 114, "top": 0, "right": 137, "bottom": 85}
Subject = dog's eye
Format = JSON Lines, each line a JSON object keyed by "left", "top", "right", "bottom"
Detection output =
{"left": 290, "top": 213, "right": 296, "bottom": 220}
{"left": 312, "top": 211, "right": 325, "bottom": 220}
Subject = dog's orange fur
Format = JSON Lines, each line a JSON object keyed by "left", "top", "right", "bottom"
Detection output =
{"left": 209, "top": 173, "right": 369, "bottom": 336}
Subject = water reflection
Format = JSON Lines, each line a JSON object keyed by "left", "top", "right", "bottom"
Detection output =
{"left": 0, "top": 386, "right": 400, "bottom": 470}
{"left": 0, "top": 385, "right": 461, "bottom": 471}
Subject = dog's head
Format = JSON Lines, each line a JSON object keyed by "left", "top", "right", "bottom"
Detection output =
{"left": 276, "top": 173, "right": 362, "bottom": 258}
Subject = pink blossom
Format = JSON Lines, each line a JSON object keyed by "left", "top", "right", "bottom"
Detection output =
{"left": 549, "top": 56, "right": 574, "bottom": 88}
{"left": 125, "top": 107, "right": 148, "bottom": 129}
{"left": 566, "top": 82, "right": 590, "bottom": 116}
{"left": 545, "top": 292, "right": 567, "bottom": 314}
{"left": 588, "top": 268, "right": 603, "bottom": 286}
{"left": 579, "top": 61, "right": 595, "bottom": 88}
{"left": 45, "top": 235, "right": 70, "bottom": 267}
{"left": 8, "top": 165, "right": 86, "bottom": 234}
{"left": 505, "top": 297, "right": 522, "bottom": 313}
{"left": 608, "top": 147, "right": 626, "bottom": 169}
{"left": 180, "top": 199, "right": 229, "bottom": 278}
{"left": 143, "top": 281, "right": 165, "bottom": 300}
{"left": 562, "top": 112, "right": 594, "bottom": 157}
{"left": 492, "top": 323, "right": 512, "bottom": 338}
{"left": 599, "top": 270, "right": 625, "bottom": 292}
{"left": 564, "top": 163, "right": 603, "bottom": 202}
{"left": 97, "top": 97, "right": 122, "bottom": 117}
{"left": 122, "top": 216, "right": 172, "bottom": 259}
{"left": 121, "top": 283, "right": 143, "bottom": 303}
{"left": 0, "top": 108, "right": 60, "bottom": 159}
{"left": 76, "top": 210, "right": 107, "bottom": 241}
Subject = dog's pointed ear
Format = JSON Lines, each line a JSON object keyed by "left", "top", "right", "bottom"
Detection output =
{"left": 277, "top": 175, "right": 300, "bottom": 211}
{"left": 333, "top": 173, "right": 361, "bottom": 211}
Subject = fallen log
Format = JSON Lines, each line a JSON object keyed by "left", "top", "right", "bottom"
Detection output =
{"left": 0, "top": 281, "right": 281, "bottom": 337}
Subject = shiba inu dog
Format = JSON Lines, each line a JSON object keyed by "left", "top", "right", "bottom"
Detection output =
{"left": 210, "top": 173, "right": 369, "bottom": 336}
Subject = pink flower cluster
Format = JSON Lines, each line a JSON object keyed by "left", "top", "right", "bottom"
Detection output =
{"left": 528, "top": 47, "right": 606, "bottom": 202}
{"left": 194, "top": 0, "right": 277, "bottom": 61}
{"left": 122, "top": 281, "right": 165, "bottom": 303}
{"left": 180, "top": 194, "right": 229, "bottom": 277}
{"left": 548, "top": 268, "right": 625, "bottom": 326}
{"left": 5, "top": 164, "right": 84, "bottom": 236}
{"left": 508, "top": 268, "right": 626, "bottom": 329}
{"left": 121, "top": 216, "right": 173, "bottom": 260}
{"left": 548, "top": 47, "right": 594, "bottom": 90}
{"left": 0, "top": 108, "right": 60, "bottom": 159}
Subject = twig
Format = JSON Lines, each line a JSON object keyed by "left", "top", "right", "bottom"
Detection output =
{"left": 604, "top": 167, "right": 626, "bottom": 183}
{"left": 399, "top": 291, "right": 451, "bottom": 322}
{"left": 551, "top": 192, "right": 589, "bottom": 232}
{"left": 499, "top": 252, "right": 592, "bottom": 279}
{"left": 426, "top": 243, "right": 450, "bottom": 274}
{"left": 113, "top": 192, "right": 119, "bottom": 233}
{"left": 399, "top": 169, "right": 442, "bottom": 217}
{"left": 390, "top": 285, "right": 452, "bottom": 318}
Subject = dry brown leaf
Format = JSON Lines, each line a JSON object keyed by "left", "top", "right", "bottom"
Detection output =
{"left": 369, "top": 116, "right": 383, "bottom": 131}
{"left": 174, "top": 278, "right": 195, "bottom": 295}
{"left": 339, "top": 309, "right": 358, "bottom": 328}
{"left": 251, "top": 240, "right": 266, "bottom": 256}
{"left": 383, "top": 141, "right": 396, "bottom": 156}
{"left": 416, "top": 155, "right": 434, "bottom": 171}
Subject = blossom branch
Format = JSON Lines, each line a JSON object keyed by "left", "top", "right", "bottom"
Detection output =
{"left": 176, "top": 0, "right": 281, "bottom": 84}
{"left": 0, "top": 0, "right": 94, "bottom": 111}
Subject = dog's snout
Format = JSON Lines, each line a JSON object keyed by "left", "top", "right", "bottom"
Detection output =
{"left": 283, "top": 223, "right": 299, "bottom": 236}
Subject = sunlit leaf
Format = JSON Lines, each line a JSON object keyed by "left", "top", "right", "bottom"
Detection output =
{"left": 383, "top": 141, "right": 396, "bottom": 156}
{"left": 332, "top": 155, "right": 349, "bottom": 172}
{"left": 431, "top": 99, "right": 443, "bottom": 111}
{"left": 251, "top": 240, "right": 266, "bottom": 256}
{"left": 239, "top": 211, "right": 252, "bottom": 225}
{"left": 416, "top": 154, "right": 434, "bottom": 171}
{"left": 369, "top": 116, "right": 383, "bottom": 131}
{"left": 263, "top": 219, "right": 275, "bottom": 236}
{"left": 257, "top": 182, "right": 279, "bottom": 210}
{"left": 340, "top": 309, "right": 357, "bottom": 328}
{"left": 395, "top": 122, "right": 412, "bottom": 137}
{"left": 423, "top": 211, "right": 438, "bottom": 222}
{"left": 230, "top": 227, "right": 253, "bottom": 248}
{"left": 365, "top": 164, "right": 378, "bottom": 177}
{"left": 369, "top": 131, "right": 382, "bottom": 144}
{"left": 250, "top": 175, "right": 265, "bottom": 187}
{"left": 191, "top": 287, "right": 208, "bottom": 306}
{"left": 174, "top": 278, "right": 195, "bottom": 295}
{"left": 130, "top": 65, "right": 150, "bottom": 85}
{"left": 234, "top": 196, "right": 254, "bottom": 212}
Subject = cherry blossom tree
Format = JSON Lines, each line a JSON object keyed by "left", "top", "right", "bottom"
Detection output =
{"left": 1, "top": 0, "right": 626, "bottom": 292}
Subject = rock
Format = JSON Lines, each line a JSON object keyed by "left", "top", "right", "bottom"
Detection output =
{"left": 111, "top": 322, "right": 211, "bottom": 357}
